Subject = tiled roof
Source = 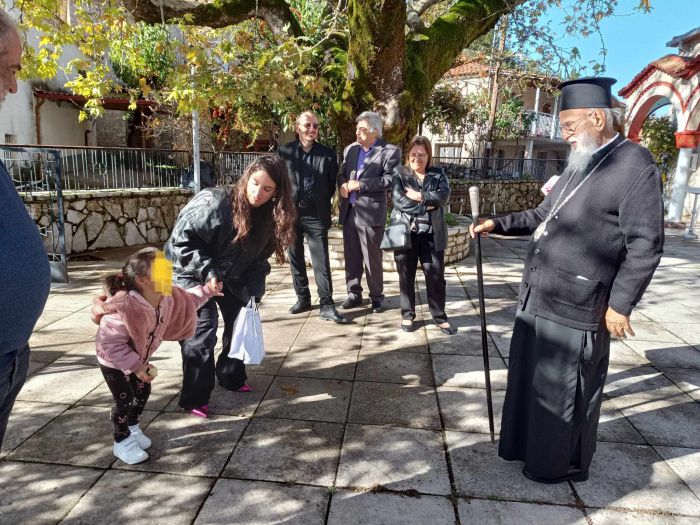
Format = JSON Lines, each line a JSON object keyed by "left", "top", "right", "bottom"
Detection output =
{"left": 618, "top": 54, "right": 700, "bottom": 97}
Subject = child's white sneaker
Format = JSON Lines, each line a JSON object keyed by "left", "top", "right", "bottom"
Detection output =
{"left": 113, "top": 434, "right": 148, "bottom": 464}
{"left": 128, "top": 424, "right": 152, "bottom": 450}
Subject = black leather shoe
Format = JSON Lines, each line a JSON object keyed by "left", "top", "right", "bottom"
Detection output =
{"left": 522, "top": 467, "right": 589, "bottom": 484}
{"left": 319, "top": 305, "right": 349, "bottom": 324}
{"left": 401, "top": 320, "right": 414, "bottom": 332}
{"left": 371, "top": 300, "right": 384, "bottom": 314}
{"left": 289, "top": 300, "right": 312, "bottom": 314}
{"left": 438, "top": 322, "right": 456, "bottom": 335}
{"left": 340, "top": 295, "right": 362, "bottom": 309}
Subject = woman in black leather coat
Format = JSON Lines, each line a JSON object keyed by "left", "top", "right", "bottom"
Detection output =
{"left": 391, "top": 136, "right": 455, "bottom": 334}
{"left": 165, "top": 155, "right": 296, "bottom": 416}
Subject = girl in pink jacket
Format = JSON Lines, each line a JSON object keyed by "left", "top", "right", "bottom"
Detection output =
{"left": 93, "top": 247, "right": 221, "bottom": 464}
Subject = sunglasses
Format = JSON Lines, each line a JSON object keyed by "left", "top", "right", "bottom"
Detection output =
{"left": 302, "top": 123, "right": 319, "bottom": 129}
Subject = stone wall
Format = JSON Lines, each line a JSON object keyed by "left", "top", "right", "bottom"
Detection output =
{"left": 23, "top": 188, "right": 192, "bottom": 255}
{"left": 447, "top": 180, "right": 544, "bottom": 214}
{"left": 315, "top": 217, "right": 471, "bottom": 271}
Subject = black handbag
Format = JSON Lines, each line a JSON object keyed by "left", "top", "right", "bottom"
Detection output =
{"left": 381, "top": 220, "right": 412, "bottom": 251}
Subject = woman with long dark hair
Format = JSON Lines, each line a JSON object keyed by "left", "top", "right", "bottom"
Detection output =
{"left": 391, "top": 136, "right": 455, "bottom": 335}
{"left": 165, "top": 155, "right": 296, "bottom": 417}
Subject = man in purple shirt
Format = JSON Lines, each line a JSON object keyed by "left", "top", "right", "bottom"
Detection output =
{"left": 338, "top": 112, "right": 400, "bottom": 313}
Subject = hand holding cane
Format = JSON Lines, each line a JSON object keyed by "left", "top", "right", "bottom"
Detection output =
{"left": 470, "top": 186, "right": 496, "bottom": 443}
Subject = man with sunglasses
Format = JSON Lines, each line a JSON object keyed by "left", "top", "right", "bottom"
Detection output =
{"left": 279, "top": 111, "right": 348, "bottom": 323}
{"left": 471, "top": 77, "right": 664, "bottom": 484}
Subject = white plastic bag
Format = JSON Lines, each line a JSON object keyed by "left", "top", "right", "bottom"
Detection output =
{"left": 228, "top": 298, "right": 265, "bottom": 365}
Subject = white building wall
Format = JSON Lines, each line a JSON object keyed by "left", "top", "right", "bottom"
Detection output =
{"left": 0, "top": 79, "right": 36, "bottom": 144}
{"left": 38, "top": 100, "right": 93, "bottom": 146}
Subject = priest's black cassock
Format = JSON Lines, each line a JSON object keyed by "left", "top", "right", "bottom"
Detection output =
{"left": 493, "top": 79, "right": 664, "bottom": 482}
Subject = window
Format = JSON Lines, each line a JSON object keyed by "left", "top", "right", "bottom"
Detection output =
{"left": 4, "top": 134, "right": 16, "bottom": 144}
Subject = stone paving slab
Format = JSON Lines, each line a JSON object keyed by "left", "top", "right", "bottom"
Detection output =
{"left": 60, "top": 470, "right": 213, "bottom": 524}
{"left": 336, "top": 424, "right": 451, "bottom": 495}
{"left": 355, "top": 349, "right": 434, "bottom": 385}
{"left": 194, "top": 479, "right": 328, "bottom": 525}
{"left": 9, "top": 406, "right": 157, "bottom": 468}
{"left": 279, "top": 346, "right": 359, "bottom": 381}
{"left": 0, "top": 461, "right": 103, "bottom": 524}
{"left": 586, "top": 509, "right": 700, "bottom": 524}
{"left": 256, "top": 377, "right": 352, "bottom": 423}
{"left": 223, "top": 417, "right": 344, "bottom": 485}
{"left": 457, "top": 499, "right": 587, "bottom": 524}
{"left": 17, "top": 361, "right": 108, "bottom": 404}
{"left": 597, "top": 399, "right": 646, "bottom": 445}
{"left": 0, "top": 401, "right": 69, "bottom": 458}
{"left": 604, "top": 364, "right": 684, "bottom": 400}
{"left": 623, "top": 340, "right": 700, "bottom": 370}
{"left": 436, "top": 386, "right": 504, "bottom": 434}
{"left": 117, "top": 412, "right": 248, "bottom": 477}
{"left": 328, "top": 490, "right": 456, "bottom": 525}
{"left": 610, "top": 394, "right": 700, "bottom": 448}
{"left": 432, "top": 354, "right": 508, "bottom": 389}
{"left": 572, "top": 442, "right": 700, "bottom": 516}
{"left": 653, "top": 445, "right": 700, "bottom": 500}
{"left": 445, "top": 431, "right": 577, "bottom": 505}
{"left": 661, "top": 367, "right": 700, "bottom": 401}
{"left": 348, "top": 381, "right": 441, "bottom": 430}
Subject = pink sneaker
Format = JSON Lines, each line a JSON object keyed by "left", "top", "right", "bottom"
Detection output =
{"left": 191, "top": 404, "right": 208, "bottom": 418}
{"left": 235, "top": 384, "right": 252, "bottom": 393}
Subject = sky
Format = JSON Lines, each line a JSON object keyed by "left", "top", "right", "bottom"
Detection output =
{"left": 543, "top": 0, "right": 700, "bottom": 90}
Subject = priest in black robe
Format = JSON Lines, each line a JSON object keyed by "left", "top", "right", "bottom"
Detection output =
{"left": 471, "top": 77, "right": 665, "bottom": 483}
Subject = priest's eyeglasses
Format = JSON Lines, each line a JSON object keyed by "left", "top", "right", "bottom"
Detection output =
{"left": 560, "top": 112, "right": 594, "bottom": 135}
{"left": 302, "top": 123, "right": 319, "bottom": 129}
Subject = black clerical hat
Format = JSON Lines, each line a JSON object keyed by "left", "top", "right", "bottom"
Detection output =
{"left": 557, "top": 77, "right": 617, "bottom": 111}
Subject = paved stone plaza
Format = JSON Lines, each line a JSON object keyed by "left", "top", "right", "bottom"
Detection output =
{"left": 0, "top": 232, "right": 698, "bottom": 524}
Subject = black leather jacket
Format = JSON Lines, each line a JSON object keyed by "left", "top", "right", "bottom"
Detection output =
{"left": 390, "top": 166, "right": 451, "bottom": 252}
{"left": 164, "top": 188, "right": 273, "bottom": 302}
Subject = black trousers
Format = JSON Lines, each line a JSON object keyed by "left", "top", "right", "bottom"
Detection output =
{"left": 394, "top": 232, "right": 447, "bottom": 324}
{"left": 100, "top": 364, "right": 151, "bottom": 443}
{"left": 288, "top": 212, "right": 334, "bottom": 306}
{"left": 178, "top": 291, "right": 246, "bottom": 410}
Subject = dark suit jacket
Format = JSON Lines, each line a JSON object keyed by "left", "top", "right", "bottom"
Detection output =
{"left": 278, "top": 139, "right": 338, "bottom": 228}
{"left": 338, "top": 139, "right": 401, "bottom": 227}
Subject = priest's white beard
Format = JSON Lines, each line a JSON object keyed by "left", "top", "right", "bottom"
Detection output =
{"left": 565, "top": 131, "right": 599, "bottom": 174}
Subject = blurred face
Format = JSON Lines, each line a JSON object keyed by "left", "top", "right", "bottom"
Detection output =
{"left": 356, "top": 119, "right": 378, "bottom": 149}
{"left": 296, "top": 113, "right": 319, "bottom": 146}
{"left": 0, "top": 31, "right": 21, "bottom": 108}
{"left": 408, "top": 144, "right": 429, "bottom": 174}
{"left": 246, "top": 169, "right": 277, "bottom": 207}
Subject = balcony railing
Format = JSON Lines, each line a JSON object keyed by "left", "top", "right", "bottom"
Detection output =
{"left": 526, "top": 111, "right": 562, "bottom": 140}
{"left": 435, "top": 156, "right": 566, "bottom": 181}
{"left": 1, "top": 144, "right": 265, "bottom": 194}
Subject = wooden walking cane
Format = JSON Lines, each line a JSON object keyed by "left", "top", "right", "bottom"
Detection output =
{"left": 469, "top": 186, "right": 495, "bottom": 443}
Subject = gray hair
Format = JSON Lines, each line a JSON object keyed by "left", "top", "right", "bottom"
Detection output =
{"left": 356, "top": 111, "right": 383, "bottom": 138}
{"left": 0, "top": 9, "right": 17, "bottom": 54}
{"left": 599, "top": 108, "right": 623, "bottom": 134}
{"left": 295, "top": 110, "right": 318, "bottom": 126}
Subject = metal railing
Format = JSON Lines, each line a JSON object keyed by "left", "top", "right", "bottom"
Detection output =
{"left": 525, "top": 111, "right": 562, "bottom": 140}
{"left": 435, "top": 156, "right": 566, "bottom": 181}
{"left": 1, "top": 144, "right": 265, "bottom": 192}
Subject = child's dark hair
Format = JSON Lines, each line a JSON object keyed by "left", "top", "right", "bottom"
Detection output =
{"left": 103, "top": 247, "right": 158, "bottom": 297}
